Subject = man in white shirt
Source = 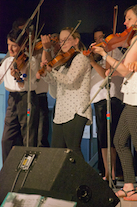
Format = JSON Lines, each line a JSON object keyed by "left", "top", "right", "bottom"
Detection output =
{"left": 0, "top": 28, "right": 39, "bottom": 163}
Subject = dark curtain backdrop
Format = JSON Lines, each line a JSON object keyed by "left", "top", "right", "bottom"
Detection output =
{"left": 0, "top": 0, "right": 136, "bottom": 53}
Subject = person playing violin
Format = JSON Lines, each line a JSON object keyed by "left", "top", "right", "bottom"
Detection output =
{"left": 35, "top": 32, "right": 60, "bottom": 146}
{"left": 0, "top": 28, "right": 39, "bottom": 163}
{"left": 89, "top": 26, "right": 124, "bottom": 186}
{"left": 39, "top": 33, "right": 60, "bottom": 99}
{"left": 38, "top": 27, "right": 92, "bottom": 158}
{"left": 11, "top": 18, "right": 54, "bottom": 148}
{"left": 0, "top": 18, "right": 27, "bottom": 66}
{"left": 91, "top": 5, "right": 137, "bottom": 200}
{"left": 41, "top": 33, "right": 60, "bottom": 62}
{"left": 35, "top": 33, "right": 60, "bottom": 147}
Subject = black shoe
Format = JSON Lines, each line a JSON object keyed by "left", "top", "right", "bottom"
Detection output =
{"left": 112, "top": 179, "right": 117, "bottom": 186}
{"left": 104, "top": 178, "right": 117, "bottom": 187}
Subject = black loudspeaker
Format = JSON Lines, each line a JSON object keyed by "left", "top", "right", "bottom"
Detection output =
{"left": 0, "top": 147, "right": 119, "bottom": 206}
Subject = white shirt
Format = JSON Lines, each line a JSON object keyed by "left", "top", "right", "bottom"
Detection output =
{"left": 121, "top": 72, "right": 137, "bottom": 106}
{"left": 43, "top": 53, "right": 92, "bottom": 124}
{"left": 90, "top": 48, "right": 124, "bottom": 103}
{"left": 0, "top": 56, "right": 37, "bottom": 92}
{"left": 33, "top": 52, "right": 48, "bottom": 94}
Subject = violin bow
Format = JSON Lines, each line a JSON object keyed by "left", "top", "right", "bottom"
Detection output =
{"left": 0, "top": 0, "right": 44, "bottom": 67}
{"left": 16, "top": 0, "right": 44, "bottom": 44}
{"left": 55, "top": 20, "right": 82, "bottom": 56}
{"left": 107, "top": 5, "right": 118, "bottom": 62}
{"left": 32, "top": 7, "right": 40, "bottom": 54}
{"left": 113, "top": 5, "right": 118, "bottom": 35}
{"left": 31, "top": 8, "right": 46, "bottom": 54}
{"left": 36, "top": 23, "right": 45, "bottom": 39}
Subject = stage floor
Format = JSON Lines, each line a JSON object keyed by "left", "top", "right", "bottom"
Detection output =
{"left": 114, "top": 180, "right": 137, "bottom": 207}
{"left": 116, "top": 198, "right": 137, "bottom": 207}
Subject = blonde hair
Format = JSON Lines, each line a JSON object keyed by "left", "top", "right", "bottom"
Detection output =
{"left": 124, "top": 5, "right": 137, "bottom": 16}
{"left": 60, "top": 27, "right": 86, "bottom": 51}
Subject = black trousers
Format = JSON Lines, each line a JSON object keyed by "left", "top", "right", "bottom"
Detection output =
{"left": 94, "top": 97, "right": 125, "bottom": 148}
{"left": 2, "top": 91, "right": 39, "bottom": 163}
{"left": 37, "top": 93, "right": 50, "bottom": 147}
{"left": 114, "top": 104, "right": 137, "bottom": 183}
{"left": 51, "top": 114, "right": 88, "bottom": 158}
{"left": 94, "top": 97, "right": 124, "bottom": 175}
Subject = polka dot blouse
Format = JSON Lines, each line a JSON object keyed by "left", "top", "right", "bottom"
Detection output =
{"left": 43, "top": 53, "right": 92, "bottom": 124}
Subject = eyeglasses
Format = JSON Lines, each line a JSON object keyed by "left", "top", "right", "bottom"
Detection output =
{"left": 94, "top": 34, "right": 105, "bottom": 43}
{"left": 59, "top": 37, "right": 74, "bottom": 45}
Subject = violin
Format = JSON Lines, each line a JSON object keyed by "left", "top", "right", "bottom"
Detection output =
{"left": 83, "top": 25, "right": 137, "bottom": 56}
{"left": 11, "top": 52, "right": 29, "bottom": 82}
{"left": 34, "top": 36, "right": 59, "bottom": 51}
{"left": 13, "top": 36, "right": 59, "bottom": 71}
{"left": 37, "top": 20, "right": 81, "bottom": 76}
{"left": 38, "top": 47, "right": 76, "bottom": 76}
{"left": 13, "top": 52, "right": 29, "bottom": 71}
{"left": 13, "top": 35, "right": 59, "bottom": 77}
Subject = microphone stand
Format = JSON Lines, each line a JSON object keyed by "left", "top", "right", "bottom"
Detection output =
{"left": 83, "top": 36, "right": 137, "bottom": 188}
{"left": 16, "top": 0, "right": 44, "bottom": 45}
{"left": 25, "top": 1, "right": 44, "bottom": 147}
{"left": 26, "top": 1, "right": 44, "bottom": 147}
{"left": 106, "top": 50, "right": 113, "bottom": 189}
{"left": 26, "top": 26, "right": 33, "bottom": 147}
{"left": 106, "top": 75, "right": 112, "bottom": 188}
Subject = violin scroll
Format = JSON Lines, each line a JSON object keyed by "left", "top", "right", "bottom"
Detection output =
{"left": 83, "top": 42, "right": 106, "bottom": 56}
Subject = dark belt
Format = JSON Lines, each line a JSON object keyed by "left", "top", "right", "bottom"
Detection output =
{"left": 9, "top": 91, "right": 36, "bottom": 98}
{"left": 10, "top": 90, "right": 35, "bottom": 95}
{"left": 37, "top": 92, "right": 47, "bottom": 97}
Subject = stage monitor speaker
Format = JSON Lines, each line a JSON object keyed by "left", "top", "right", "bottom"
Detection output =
{"left": 0, "top": 146, "right": 119, "bottom": 206}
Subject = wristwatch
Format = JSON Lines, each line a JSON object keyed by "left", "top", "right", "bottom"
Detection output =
{"left": 43, "top": 48, "right": 51, "bottom": 52}
{"left": 102, "top": 53, "right": 108, "bottom": 61}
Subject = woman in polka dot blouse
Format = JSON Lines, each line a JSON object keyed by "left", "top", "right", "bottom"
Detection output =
{"left": 40, "top": 27, "right": 92, "bottom": 158}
